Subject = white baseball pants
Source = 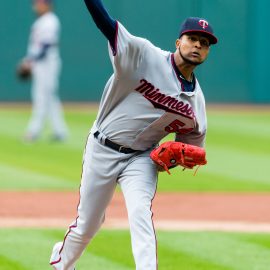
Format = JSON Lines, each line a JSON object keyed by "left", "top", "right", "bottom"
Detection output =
{"left": 50, "top": 132, "right": 158, "bottom": 270}
{"left": 26, "top": 61, "right": 68, "bottom": 138}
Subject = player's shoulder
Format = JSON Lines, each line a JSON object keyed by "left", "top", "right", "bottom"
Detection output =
{"left": 39, "top": 12, "right": 60, "bottom": 27}
{"left": 144, "top": 39, "right": 171, "bottom": 58}
{"left": 46, "top": 12, "right": 60, "bottom": 25}
{"left": 117, "top": 22, "right": 148, "bottom": 48}
{"left": 117, "top": 22, "right": 170, "bottom": 57}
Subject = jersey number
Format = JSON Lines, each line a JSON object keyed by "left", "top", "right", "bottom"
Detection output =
{"left": 165, "top": 119, "right": 193, "bottom": 134}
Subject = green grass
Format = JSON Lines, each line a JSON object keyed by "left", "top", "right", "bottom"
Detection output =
{"left": 0, "top": 105, "right": 270, "bottom": 191}
{"left": 1, "top": 106, "right": 269, "bottom": 270}
{"left": 1, "top": 228, "right": 270, "bottom": 270}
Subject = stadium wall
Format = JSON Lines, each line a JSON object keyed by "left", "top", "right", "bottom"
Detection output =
{"left": 0, "top": 0, "right": 269, "bottom": 103}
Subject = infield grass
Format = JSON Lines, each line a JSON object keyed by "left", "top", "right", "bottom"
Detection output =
{"left": 0, "top": 228, "right": 270, "bottom": 270}
{"left": 0, "top": 104, "right": 269, "bottom": 191}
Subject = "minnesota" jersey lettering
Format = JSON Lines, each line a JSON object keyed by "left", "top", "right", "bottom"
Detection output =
{"left": 134, "top": 79, "right": 195, "bottom": 118}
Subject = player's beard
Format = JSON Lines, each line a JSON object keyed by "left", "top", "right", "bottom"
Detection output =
{"left": 179, "top": 47, "right": 204, "bottom": 66}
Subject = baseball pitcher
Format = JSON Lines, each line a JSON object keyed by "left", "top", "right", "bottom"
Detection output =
{"left": 50, "top": 0, "right": 218, "bottom": 269}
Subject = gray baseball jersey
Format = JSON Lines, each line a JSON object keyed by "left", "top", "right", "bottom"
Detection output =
{"left": 93, "top": 22, "right": 207, "bottom": 150}
{"left": 50, "top": 20, "right": 208, "bottom": 270}
{"left": 27, "top": 11, "right": 60, "bottom": 65}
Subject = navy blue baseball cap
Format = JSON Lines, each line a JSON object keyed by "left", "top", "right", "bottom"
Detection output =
{"left": 179, "top": 17, "right": 218, "bottom": 45}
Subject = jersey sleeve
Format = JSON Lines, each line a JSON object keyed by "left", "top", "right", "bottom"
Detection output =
{"left": 175, "top": 84, "right": 207, "bottom": 147}
{"left": 175, "top": 129, "right": 206, "bottom": 148}
{"left": 108, "top": 22, "right": 147, "bottom": 76}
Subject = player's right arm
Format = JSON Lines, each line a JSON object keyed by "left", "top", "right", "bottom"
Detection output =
{"left": 84, "top": 0, "right": 147, "bottom": 76}
{"left": 83, "top": 0, "right": 117, "bottom": 54}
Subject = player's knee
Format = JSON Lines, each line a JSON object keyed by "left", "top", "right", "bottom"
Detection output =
{"left": 128, "top": 201, "right": 152, "bottom": 223}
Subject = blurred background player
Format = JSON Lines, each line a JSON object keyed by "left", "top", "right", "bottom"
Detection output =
{"left": 18, "top": 0, "right": 68, "bottom": 142}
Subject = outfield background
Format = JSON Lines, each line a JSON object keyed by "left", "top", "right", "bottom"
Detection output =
{"left": 0, "top": 106, "right": 270, "bottom": 270}
{"left": 1, "top": 0, "right": 270, "bottom": 103}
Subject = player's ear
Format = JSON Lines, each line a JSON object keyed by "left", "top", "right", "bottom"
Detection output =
{"left": 175, "top": 39, "right": 181, "bottom": 48}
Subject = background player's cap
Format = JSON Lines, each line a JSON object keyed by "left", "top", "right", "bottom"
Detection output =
{"left": 179, "top": 17, "right": 218, "bottom": 45}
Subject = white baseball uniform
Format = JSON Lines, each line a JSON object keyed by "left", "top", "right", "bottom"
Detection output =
{"left": 25, "top": 11, "right": 68, "bottom": 140}
{"left": 50, "top": 22, "right": 206, "bottom": 270}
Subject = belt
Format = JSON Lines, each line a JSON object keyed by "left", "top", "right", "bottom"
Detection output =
{"left": 93, "top": 131, "right": 137, "bottom": 154}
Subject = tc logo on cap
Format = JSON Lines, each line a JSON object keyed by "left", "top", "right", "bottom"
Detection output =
{"left": 198, "top": 19, "right": 209, "bottom": 29}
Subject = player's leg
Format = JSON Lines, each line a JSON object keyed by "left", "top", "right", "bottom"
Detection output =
{"left": 25, "top": 66, "right": 50, "bottom": 140}
{"left": 118, "top": 151, "right": 158, "bottom": 270}
{"left": 48, "top": 95, "right": 68, "bottom": 140}
{"left": 47, "top": 63, "right": 68, "bottom": 140}
{"left": 50, "top": 134, "right": 124, "bottom": 270}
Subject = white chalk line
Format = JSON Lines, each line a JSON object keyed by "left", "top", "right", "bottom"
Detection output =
{"left": 2, "top": 218, "right": 270, "bottom": 233}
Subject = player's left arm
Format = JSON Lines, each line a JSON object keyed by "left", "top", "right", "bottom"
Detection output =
{"left": 175, "top": 97, "right": 207, "bottom": 147}
{"left": 175, "top": 130, "right": 206, "bottom": 148}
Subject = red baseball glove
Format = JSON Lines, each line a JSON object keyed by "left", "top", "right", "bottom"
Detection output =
{"left": 150, "top": 141, "right": 207, "bottom": 174}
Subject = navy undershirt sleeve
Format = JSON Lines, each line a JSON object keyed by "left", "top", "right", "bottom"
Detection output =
{"left": 35, "top": 44, "right": 51, "bottom": 60}
{"left": 84, "top": 0, "right": 117, "bottom": 51}
{"left": 27, "top": 43, "right": 51, "bottom": 61}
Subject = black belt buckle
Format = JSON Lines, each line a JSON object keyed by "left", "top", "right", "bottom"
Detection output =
{"left": 93, "top": 131, "right": 99, "bottom": 138}
{"left": 118, "top": 145, "right": 125, "bottom": 153}
{"left": 118, "top": 145, "right": 134, "bottom": 154}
